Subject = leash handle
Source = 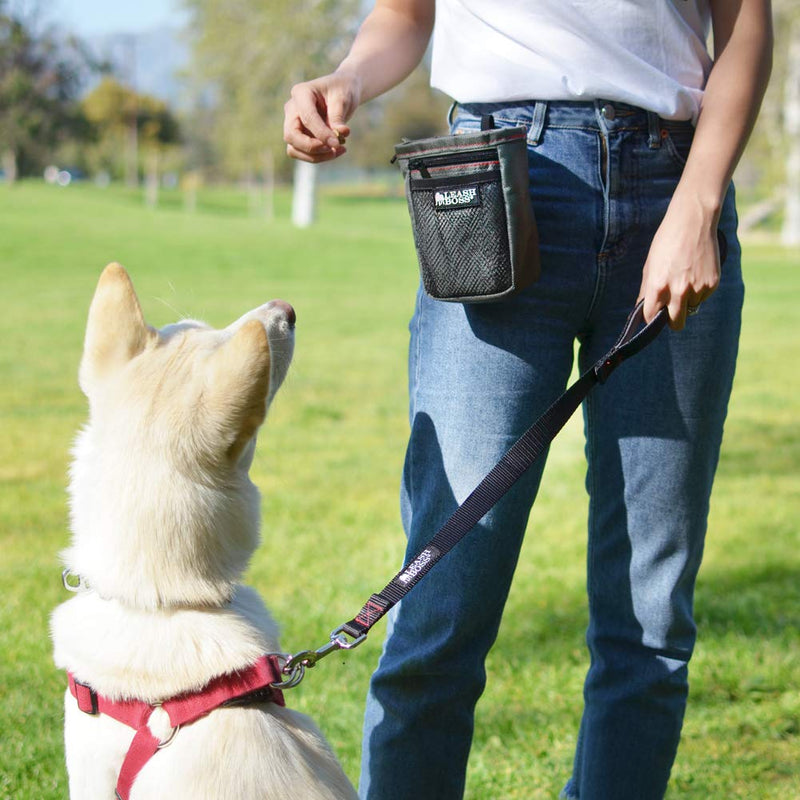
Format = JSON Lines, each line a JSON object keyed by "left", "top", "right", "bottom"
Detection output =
{"left": 338, "top": 300, "right": 668, "bottom": 642}
{"left": 594, "top": 301, "right": 668, "bottom": 383}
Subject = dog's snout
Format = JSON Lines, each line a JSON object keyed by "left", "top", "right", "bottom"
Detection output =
{"left": 269, "top": 300, "right": 296, "bottom": 326}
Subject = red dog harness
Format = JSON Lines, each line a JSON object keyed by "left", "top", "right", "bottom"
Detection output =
{"left": 67, "top": 655, "right": 286, "bottom": 800}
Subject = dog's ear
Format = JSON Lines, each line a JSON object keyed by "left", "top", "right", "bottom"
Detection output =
{"left": 206, "top": 319, "right": 271, "bottom": 461}
{"left": 80, "top": 263, "right": 156, "bottom": 394}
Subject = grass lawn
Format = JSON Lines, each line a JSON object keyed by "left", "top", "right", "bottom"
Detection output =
{"left": 0, "top": 180, "right": 797, "bottom": 799}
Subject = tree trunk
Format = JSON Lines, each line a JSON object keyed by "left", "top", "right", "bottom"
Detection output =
{"left": 782, "top": 21, "right": 800, "bottom": 246}
{"left": 291, "top": 160, "right": 316, "bottom": 228}
{"left": 183, "top": 171, "right": 200, "bottom": 213}
{"left": 2, "top": 149, "right": 18, "bottom": 183}
{"left": 263, "top": 148, "right": 275, "bottom": 222}
{"left": 145, "top": 149, "right": 159, "bottom": 208}
{"left": 245, "top": 169, "right": 260, "bottom": 216}
{"left": 126, "top": 120, "right": 139, "bottom": 187}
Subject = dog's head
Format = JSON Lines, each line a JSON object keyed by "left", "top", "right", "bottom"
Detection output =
{"left": 64, "top": 263, "right": 295, "bottom": 609}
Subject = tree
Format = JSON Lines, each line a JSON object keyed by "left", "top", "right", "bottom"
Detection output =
{"left": 184, "top": 0, "right": 360, "bottom": 180}
{"left": 780, "top": 15, "right": 800, "bottom": 245}
{"left": 738, "top": 0, "right": 800, "bottom": 243}
{"left": 0, "top": 2, "right": 91, "bottom": 180}
{"left": 81, "top": 77, "right": 181, "bottom": 185}
{"left": 349, "top": 64, "right": 451, "bottom": 171}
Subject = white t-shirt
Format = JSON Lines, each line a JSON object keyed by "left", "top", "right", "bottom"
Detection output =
{"left": 431, "top": 0, "right": 713, "bottom": 122}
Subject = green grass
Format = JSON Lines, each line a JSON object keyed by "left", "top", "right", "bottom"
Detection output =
{"left": 1, "top": 181, "right": 798, "bottom": 799}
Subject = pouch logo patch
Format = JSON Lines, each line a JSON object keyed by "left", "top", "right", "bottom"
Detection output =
{"left": 434, "top": 186, "right": 480, "bottom": 210}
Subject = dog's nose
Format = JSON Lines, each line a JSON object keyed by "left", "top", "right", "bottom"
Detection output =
{"left": 269, "top": 300, "right": 296, "bottom": 325}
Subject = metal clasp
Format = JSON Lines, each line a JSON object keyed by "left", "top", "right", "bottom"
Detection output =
{"left": 62, "top": 570, "right": 89, "bottom": 593}
{"left": 271, "top": 626, "right": 367, "bottom": 691}
{"left": 151, "top": 704, "right": 181, "bottom": 749}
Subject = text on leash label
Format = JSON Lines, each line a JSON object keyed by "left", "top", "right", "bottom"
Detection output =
{"left": 397, "top": 547, "right": 440, "bottom": 585}
{"left": 434, "top": 186, "right": 480, "bottom": 210}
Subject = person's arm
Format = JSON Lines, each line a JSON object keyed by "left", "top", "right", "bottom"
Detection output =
{"left": 284, "top": 0, "right": 435, "bottom": 163}
{"left": 640, "top": 0, "right": 773, "bottom": 329}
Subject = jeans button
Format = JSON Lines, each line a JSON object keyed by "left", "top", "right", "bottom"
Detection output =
{"left": 601, "top": 103, "right": 616, "bottom": 121}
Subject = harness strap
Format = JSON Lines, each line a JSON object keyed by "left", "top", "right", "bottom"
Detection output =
{"left": 117, "top": 727, "right": 160, "bottom": 800}
{"left": 68, "top": 655, "right": 285, "bottom": 800}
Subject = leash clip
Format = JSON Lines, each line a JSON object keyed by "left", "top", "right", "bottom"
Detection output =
{"left": 62, "top": 569, "right": 89, "bottom": 593}
{"left": 274, "top": 626, "right": 368, "bottom": 690}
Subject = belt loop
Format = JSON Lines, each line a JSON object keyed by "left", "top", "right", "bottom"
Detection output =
{"left": 647, "top": 111, "right": 662, "bottom": 149}
{"left": 447, "top": 101, "right": 458, "bottom": 128}
{"left": 528, "top": 100, "right": 547, "bottom": 147}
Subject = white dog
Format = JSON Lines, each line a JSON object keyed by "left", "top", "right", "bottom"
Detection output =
{"left": 51, "top": 263, "right": 357, "bottom": 799}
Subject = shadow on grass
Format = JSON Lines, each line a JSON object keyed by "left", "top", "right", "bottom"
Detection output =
{"left": 716, "top": 417, "right": 800, "bottom": 478}
{"left": 695, "top": 562, "right": 800, "bottom": 637}
{"left": 489, "top": 557, "right": 799, "bottom": 669}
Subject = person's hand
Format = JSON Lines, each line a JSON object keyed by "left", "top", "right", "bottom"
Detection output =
{"left": 284, "top": 72, "right": 361, "bottom": 163}
{"left": 639, "top": 195, "right": 721, "bottom": 331}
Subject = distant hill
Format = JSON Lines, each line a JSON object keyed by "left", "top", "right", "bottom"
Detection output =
{"left": 84, "top": 26, "right": 191, "bottom": 109}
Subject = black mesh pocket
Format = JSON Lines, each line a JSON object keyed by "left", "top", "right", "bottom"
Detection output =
{"left": 410, "top": 172, "right": 511, "bottom": 300}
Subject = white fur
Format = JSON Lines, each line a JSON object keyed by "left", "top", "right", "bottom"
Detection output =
{"left": 51, "top": 264, "right": 357, "bottom": 799}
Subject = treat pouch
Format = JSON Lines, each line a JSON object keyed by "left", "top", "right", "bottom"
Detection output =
{"left": 394, "top": 125, "right": 540, "bottom": 303}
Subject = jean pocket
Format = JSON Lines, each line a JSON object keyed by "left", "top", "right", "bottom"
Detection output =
{"left": 451, "top": 114, "right": 481, "bottom": 136}
{"left": 660, "top": 125, "right": 694, "bottom": 169}
{"left": 452, "top": 103, "right": 533, "bottom": 135}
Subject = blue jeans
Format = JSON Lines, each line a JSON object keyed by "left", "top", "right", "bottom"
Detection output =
{"left": 359, "top": 100, "right": 743, "bottom": 799}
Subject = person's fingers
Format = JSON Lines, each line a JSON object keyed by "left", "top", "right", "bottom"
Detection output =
{"left": 284, "top": 100, "right": 348, "bottom": 161}
{"left": 283, "top": 101, "right": 325, "bottom": 149}
{"left": 283, "top": 119, "right": 325, "bottom": 154}
{"left": 288, "top": 85, "right": 343, "bottom": 150}
{"left": 639, "top": 273, "right": 668, "bottom": 325}
{"left": 326, "top": 93, "right": 353, "bottom": 144}
{"left": 639, "top": 248, "right": 719, "bottom": 330}
{"left": 283, "top": 73, "right": 360, "bottom": 161}
{"left": 286, "top": 142, "right": 345, "bottom": 163}
{"left": 667, "top": 293, "right": 687, "bottom": 331}
{"left": 328, "top": 123, "right": 351, "bottom": 145}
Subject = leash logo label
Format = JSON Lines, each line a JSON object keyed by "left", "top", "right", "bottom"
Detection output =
{"left": 397, "top": 547, "right": 440, "bottom": 585}
{"left": 434, "top": 186, "right": 480, "bottom": 210}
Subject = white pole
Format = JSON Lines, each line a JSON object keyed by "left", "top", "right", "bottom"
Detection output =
{"left": 292, "top": 160, "right": 317, "bottom": 228}
{"left": 264, "top": 148, "right": 275, "bottom": 222}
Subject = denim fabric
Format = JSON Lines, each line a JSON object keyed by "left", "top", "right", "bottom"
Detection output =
{"left": 359, "top": 100, "right": 742, "bottom": 800}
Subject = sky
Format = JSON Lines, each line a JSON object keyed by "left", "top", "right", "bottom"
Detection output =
{"left": 50, "top": 0, "right": 188, "bottom": 37}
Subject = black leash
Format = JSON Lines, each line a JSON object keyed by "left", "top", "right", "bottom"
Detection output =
{"left": 341, "top": 301, "right": 668, "bottom": 637}
{"left": 274, "top": 300, "right": 670, "bottom": 687}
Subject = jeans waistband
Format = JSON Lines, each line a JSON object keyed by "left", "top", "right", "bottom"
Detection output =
{"left": 454, "top": 100, "right": 694, "bottom": 148}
